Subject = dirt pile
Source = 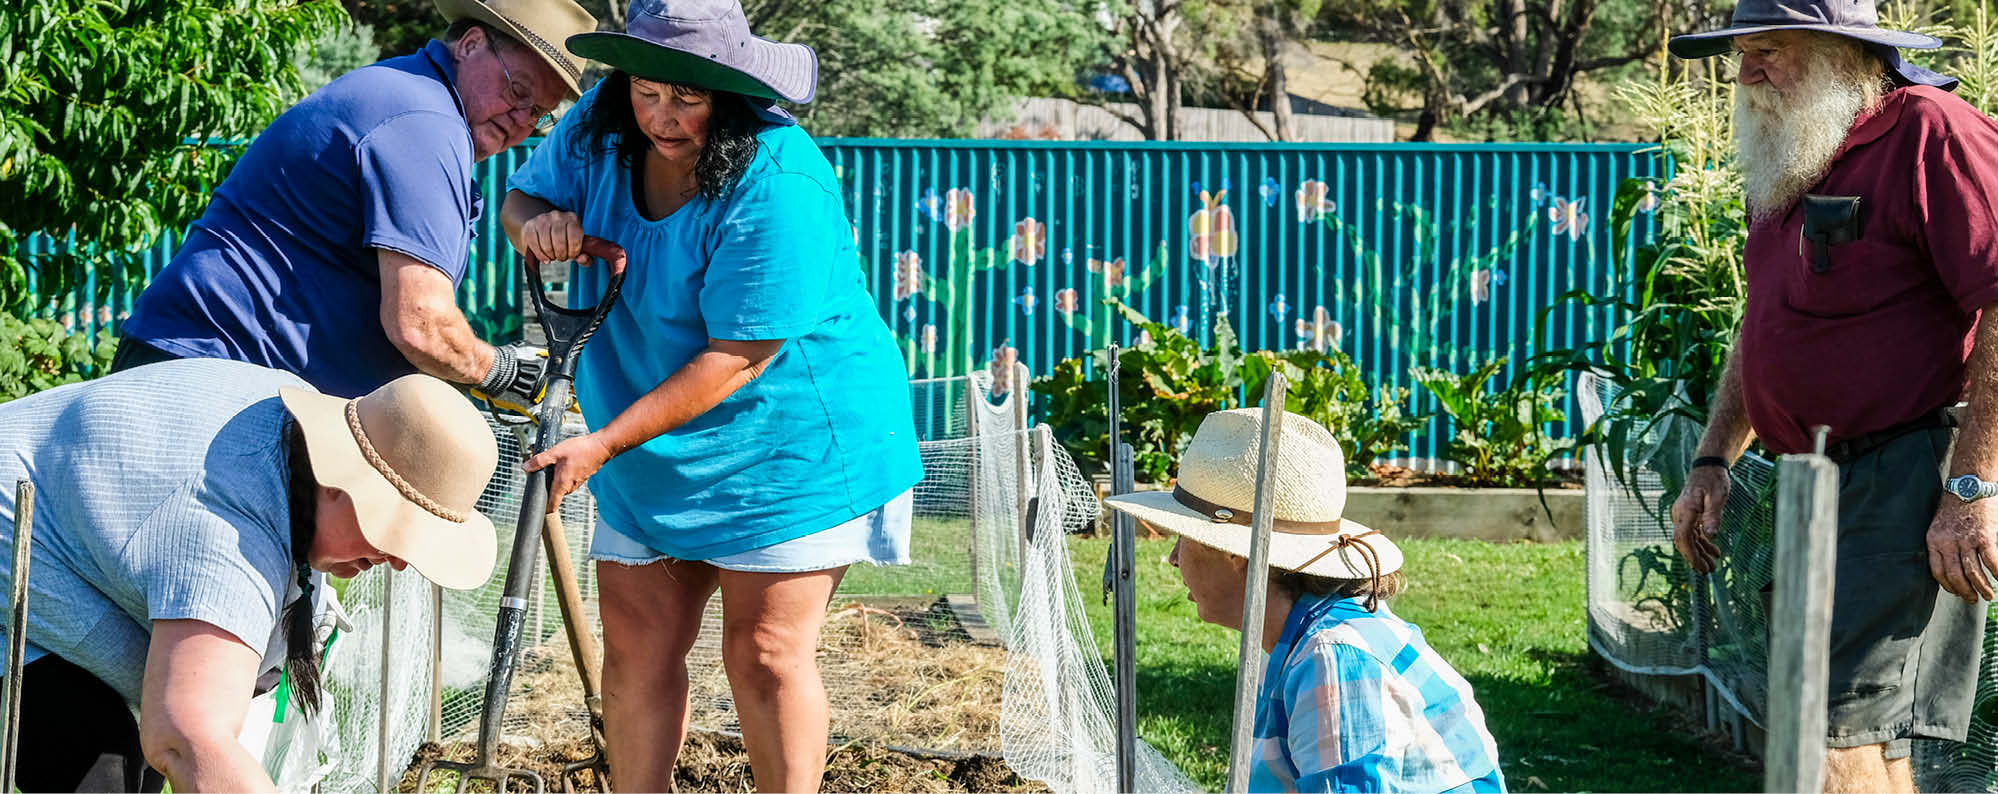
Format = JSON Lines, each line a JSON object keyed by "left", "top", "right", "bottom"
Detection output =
{"left": 399, "top": 732, "right": 1047, "bottom": 793}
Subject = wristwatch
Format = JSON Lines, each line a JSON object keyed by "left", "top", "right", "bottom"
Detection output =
{"left": 1947, "top": 474, "right": 1998, "bottom": 502}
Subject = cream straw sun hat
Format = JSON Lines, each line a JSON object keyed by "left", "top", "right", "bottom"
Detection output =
{"left": 281, "top": 375, "right": 501, "bottom": 591}
{"left": 433, "top": 0, "right": 600, "bottom": 97}
{"left": 1103, "top": 408, "right": 1402, "bottom": 584}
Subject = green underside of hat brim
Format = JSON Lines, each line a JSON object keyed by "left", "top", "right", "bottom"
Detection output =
{"left": 568, "top": 32, "right": 780, "bottom": 100}
{"left": 1669, "top": 24, "right": 1942, "bottom": 58}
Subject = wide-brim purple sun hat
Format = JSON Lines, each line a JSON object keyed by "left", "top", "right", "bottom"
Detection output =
{"left": 1669, "top": 0, "right": 1956, "bottom": 88}
{"left": 567, "top": 0, "right": 817, "bottom": 105}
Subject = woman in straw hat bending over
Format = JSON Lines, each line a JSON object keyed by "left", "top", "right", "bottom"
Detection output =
{"left": 1105, "top": 409, "right": 1506, "bottom": 793}
{"left": 498, "top": 0, "right": 921, "bottom": 790}
{"left": 0, "top": 358, "right": 502, "bottom": 792}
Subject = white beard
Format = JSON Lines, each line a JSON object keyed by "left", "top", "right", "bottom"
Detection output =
{"left": 1733, "top": 68, "right": 1876, "bottom": 220}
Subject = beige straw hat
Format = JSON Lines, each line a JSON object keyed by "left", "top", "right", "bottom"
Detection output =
{"left": 434, "top": 0, "right": 599, "bottom": 97}
{"left": 1103, "top": 408, "right": 1402, "bottom": 581}
{"left": 281, "top": 375, "right": 500, "bottom": 591}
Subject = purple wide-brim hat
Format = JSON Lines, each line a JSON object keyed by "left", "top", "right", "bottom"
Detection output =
{"left": 1670, "top": 0, "right": 1957, "bottom": 89}
{"left": 568, "top": 0, "right": 817, "bottom": 114}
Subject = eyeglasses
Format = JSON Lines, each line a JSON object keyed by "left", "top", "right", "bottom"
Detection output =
{"left": 487, "top": 38, "right": 558, "bottom": 135}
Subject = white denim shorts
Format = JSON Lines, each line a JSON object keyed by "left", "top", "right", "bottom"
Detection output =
{"left": 589, "top": 490, "right": 914, "bottom": 573}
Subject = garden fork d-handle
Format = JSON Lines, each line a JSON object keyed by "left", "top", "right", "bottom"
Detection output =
{"left": 527, "top": 259, "right": 627, "bottom": 388}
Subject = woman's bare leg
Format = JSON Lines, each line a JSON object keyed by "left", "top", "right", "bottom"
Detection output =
{"left": 597, "top": 558, "right": 720, "bottom": 792}
{"left": 716, "top": 566, "right": 848, "bottom": 793}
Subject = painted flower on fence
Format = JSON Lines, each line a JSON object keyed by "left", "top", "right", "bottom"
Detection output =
{"left": 1548, "top": 195, "right": 1589, "bottom": 241}
{"left": 1269, "top": 293, "right": 1289, "bottom": 323}
{"left": 1295, "top": 180, "right": 1335, "bottom": 223}
{"left": 1188, "top": 183, "right": 1239, "bottom": 264}
{"left": 1531, "top": 182, "right": 1548, "bottom": 207}
{"left": 892, "top": 251, "right": 923, "bottom": 300}
{"left": 916, "top": 187, "right": 942, "bottom": 222}
{"left": 990, "top": 345, "right": 1018, "bottom": 395}
{"left": 1014, "top": 286, "right": 1037, "bottom": 316}
{"left": 920, "top": 324, "right": 937, "bottom": 354}
{"left": 1063, "top": 247, "right": 1074, "bottom": 266}
{"left": 1295, "top": 306, "right": 1341, "bottom": 353}
{"left": 1173, "top": 305, "right": 1192, "bottom": 334}
{"left": 944, "top": 188, "right": 976, "bottom": 231}
{"left": 1009, "top": 218, "right": 1046, "bottom": 265}
{"left": 1470, "top": 268, "right": 1510, "bottom": 305}
{"left": 1054, "top": 288, "right": 1080, "bottom": 316}
{"left": 1636, "top": 180, "right": 1661, "bottom": 213}
{"left": 1088, "top": 256, "right": 1126, "bottom": 289}
{"left": 1137, "top": 329, "right": 1154, "bottom": 347}
{"left": 1260, "top": 177, "right": 1280, "bottom": 207}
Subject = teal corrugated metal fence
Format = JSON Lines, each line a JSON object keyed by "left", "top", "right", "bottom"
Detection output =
{"left": 20, "top": 138, "right": 1662, "bottom": 460}
{"left": 827, "top": 139, "right": 1664, "bottom": 462}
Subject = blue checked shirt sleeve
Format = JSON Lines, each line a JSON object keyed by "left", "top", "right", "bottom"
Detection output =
{"left": 1280, "top": 640, "right": 1395, "bottom": 793}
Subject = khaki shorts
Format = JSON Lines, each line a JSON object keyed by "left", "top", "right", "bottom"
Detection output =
{"left": 1824, "top": 427, "right": 1987, "bottom": 749}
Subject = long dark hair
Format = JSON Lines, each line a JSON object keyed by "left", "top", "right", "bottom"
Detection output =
{"left": 283, "top": 421, "right": 324, "bottom": 714}
{"left": 568, "top": 70, "right": 763, "bottom": 200}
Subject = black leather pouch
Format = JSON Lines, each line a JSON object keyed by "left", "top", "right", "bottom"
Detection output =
{"left": 1800, "top": 194, "right": 1864, "bottom": 273}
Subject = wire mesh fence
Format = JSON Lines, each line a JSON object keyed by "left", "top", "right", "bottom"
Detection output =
{"left": 1581, "top": 373, "right": 1998, "bottom": 792}
{"left": 277, "top": 370, "right": 1193, "bottom": 793}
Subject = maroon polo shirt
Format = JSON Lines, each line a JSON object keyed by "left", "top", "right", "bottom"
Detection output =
{"left": 1739, "top": 86, "right": 1998, "bottom": 454}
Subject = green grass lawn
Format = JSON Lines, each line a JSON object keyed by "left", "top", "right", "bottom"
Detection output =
{"left": 1067, "top": 535, "right": 1759, "bottom": 793}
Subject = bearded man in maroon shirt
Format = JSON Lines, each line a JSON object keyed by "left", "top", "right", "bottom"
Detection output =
{"left": 1668, "top": 0, "right": 1998, "bottom": 791}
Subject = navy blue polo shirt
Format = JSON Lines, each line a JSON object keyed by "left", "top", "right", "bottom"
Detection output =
{"left": 123, "top": 40, "right": 482, "bottom": 398}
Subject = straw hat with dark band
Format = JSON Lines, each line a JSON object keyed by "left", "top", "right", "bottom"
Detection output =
{"left": 1104, "top": 409, "right": 1403, "bottom": 587}
{"left": 433, "top": 0, "right": 600, "bottom": 97}
{"left": 282, "top": 375, "right": 500, "bottom": 591}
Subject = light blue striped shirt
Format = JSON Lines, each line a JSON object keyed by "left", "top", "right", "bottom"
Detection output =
{"left": 1252, "top": 593, "right": 1506, "bottom": 793}
{"left": 0, "top": 359, "right": 308, "bottom": 703}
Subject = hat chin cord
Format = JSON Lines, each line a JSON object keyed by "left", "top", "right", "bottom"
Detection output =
{"left": 1169, "top": 486, "right": 1384, "bottom": 611}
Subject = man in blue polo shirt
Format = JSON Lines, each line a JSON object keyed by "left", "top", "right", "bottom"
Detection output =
{"left": 117, "top": 0, "right": 600, "bottom": 399}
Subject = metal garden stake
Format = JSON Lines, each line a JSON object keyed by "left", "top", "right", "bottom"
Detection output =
{"left": 3, "top": 479, "right": 31, "bottom": 794}
{"left": 1226, "top": 373, "right": 1287, "bottom": 793}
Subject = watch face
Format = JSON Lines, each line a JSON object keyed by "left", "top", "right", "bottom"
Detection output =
{"left": 1958, "top": 478, "right": 1982, "bottom": 500}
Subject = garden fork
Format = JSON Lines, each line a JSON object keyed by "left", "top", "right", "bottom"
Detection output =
{"left": 417, "top": 260, "right": 624, "bottom": 794}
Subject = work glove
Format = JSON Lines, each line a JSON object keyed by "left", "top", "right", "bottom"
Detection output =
{"left": 473, "top": 342, "right": 548, "bottom": 419}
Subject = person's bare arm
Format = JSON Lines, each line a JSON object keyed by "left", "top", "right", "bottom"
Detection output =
{"left": 139, "top": 620, "right": 274, "bottom": 793}
{"left": 1672, "top": 346, "right": 1757, "bottom": 572}
{"left": 1931, "top": 302, "right": 1998, "bottom": 601}
{"left": 377, "top": 249, "right": 495, "bottom": 384}
{"left": 525, "top": 338, "right": 783, "bottom": 501}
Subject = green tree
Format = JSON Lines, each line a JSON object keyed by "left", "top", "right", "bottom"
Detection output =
{"left": 746, "top": 0, "right": 1112, "bottom": 137}
{"left": 296, "top": 18, "right": 380, "bottom": 91}
{"left": 0, "top": 0, "right": 345, "bottom": 316}
{"left": 1327, "top": 0, "right": 1717, "bottom": 140}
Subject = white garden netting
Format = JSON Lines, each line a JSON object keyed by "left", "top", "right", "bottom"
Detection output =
{"left": 1581, "top": 373, "right": 1998, "bottom": 792}
{"left": 268, "top": 371, "right": 1194, "bottom": 794}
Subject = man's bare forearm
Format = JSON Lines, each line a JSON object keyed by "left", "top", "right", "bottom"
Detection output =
{"left": 1697, "top": 346, "right": 1757, "bottom": 461}
{"left": 378, "top": 249, "right": 495, "bottom": 384}
{"left": 1947, "top": 303, "right": 1998, "bottom": 479}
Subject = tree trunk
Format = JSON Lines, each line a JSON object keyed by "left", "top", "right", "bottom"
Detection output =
{"left": 1501, "top": 0, "right": 1532, "bottom": 106}
{"left": 1538, "top": 0, "right": 1601, "bottom": 110}
{"left": 1260, "top": 10, "right": 1297, "bottom": 141}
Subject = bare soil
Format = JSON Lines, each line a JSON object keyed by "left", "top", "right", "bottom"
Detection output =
{"left": 404, "top": 598, "right": 1037, "bottom": 792}
{"left": 399, "top": 732, "right": 1047, "bottom": 793}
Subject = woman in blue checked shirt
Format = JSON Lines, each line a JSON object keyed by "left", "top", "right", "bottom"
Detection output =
{"left": 1105, "top": 409, "right": 1505, "bottom": 793}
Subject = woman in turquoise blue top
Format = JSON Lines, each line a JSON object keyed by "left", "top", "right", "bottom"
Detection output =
{"left": 500, "top": 1, "right": 922, "bottom": 790}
